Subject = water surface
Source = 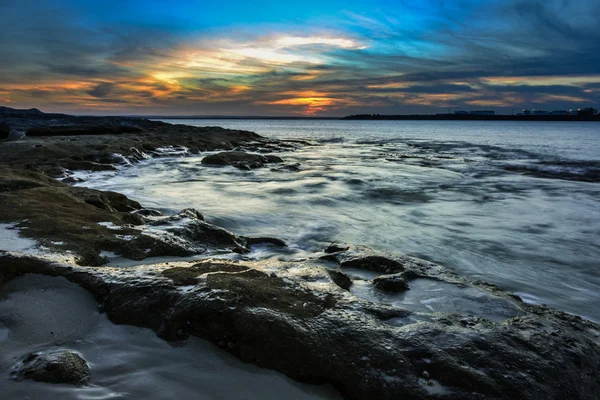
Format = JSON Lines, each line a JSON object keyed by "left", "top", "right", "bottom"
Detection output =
{"left": 78, "top": 119, "right": 600, "bottom": 321}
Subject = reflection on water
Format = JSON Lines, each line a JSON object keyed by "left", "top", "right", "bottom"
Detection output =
{"left": 350, "top": 279, "right": 523, "bottom": 322}
{"left": 77, "top": 120, "right": 600, "bottom": 321}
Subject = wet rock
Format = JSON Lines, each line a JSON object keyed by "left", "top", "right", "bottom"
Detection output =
{"left": 201, "top": 151, "right": 283, "bottom": 170}
{"left": 146, "top": 208, "right": 247, "bottom": 253}
{"left": 69, "top": 187, "right": 142, "bottom": 212}
{"left": 66, "top": 161, "right": 117, "bottom": 171}
{"left": 133, "top": 208, "right": 163, "bottom": 217}
{"left": 372, "top": 272, "right": 409, "bottom": 292}
{"left": 26, "top": 125, "right": 143, "bottom": 137}
{"left": 327, "top": 269, "right": 353, "bottom": 290}
{"left": 323, "top": 245, "right": 459, "bottom": 282}
{"left": 1, "top": 253, "right": 599, "bottom": 400}
{"left": 162, "top": 262, "right": 249, "bottom": 285}
{"left": 271, "top": 163, "right": 301, "bottom": 172}
{"left": 12, "top": 350, "right": 90, "bottom": 385}
{"left": 342, "top": 255, "right": 405, "bottom": 274}
{"left": 243, "top": 236, "right": 287, "bottom": 247}
{"left": 324, "top": 244, "right": 350, "bottom": 254}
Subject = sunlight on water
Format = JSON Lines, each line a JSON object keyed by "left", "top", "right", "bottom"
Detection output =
{"left": 78, "top": 120, "right": 600, "bottom": 321}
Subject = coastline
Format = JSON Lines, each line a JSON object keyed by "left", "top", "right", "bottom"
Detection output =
{"left": 1, "top": 108, "right": 599, "bottom": 399}
{"left": 343, "top": 114, "right": 600, "bottom": 122}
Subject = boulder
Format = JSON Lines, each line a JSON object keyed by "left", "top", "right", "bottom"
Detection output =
{"left": 12, "top": 350, "right": 90, "bottom": 385}
{"left": 201, "top": 151, "right": 283, "bottom": 170}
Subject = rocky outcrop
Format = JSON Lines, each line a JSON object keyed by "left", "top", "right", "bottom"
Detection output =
{"left": 0, "top": 253, "right": 598, "bottom": 400}
{"left": 26, "top": 125, "right": 143, "bottom": 137}
{"left": 0, "top": 166, "right": 293, "bottom": 266}
{"left": 0, "top": 107, "right": 282, "bottom": 178}
{"left": 322, "top": 244, "right": 459, "bottom": 282}
{"left": 202, "top": 151, "right": 284, "bottom": 170}
{"left": 11, "top": 350, "right": 90, "bottom": 385}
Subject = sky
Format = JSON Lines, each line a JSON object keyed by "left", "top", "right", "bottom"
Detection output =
{"left": 0, "top": 0, "right": 599, "bottom": 116}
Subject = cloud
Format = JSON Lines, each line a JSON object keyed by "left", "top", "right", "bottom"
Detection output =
{"left": 0, "top": 0, "right": 599, "bottom": 115}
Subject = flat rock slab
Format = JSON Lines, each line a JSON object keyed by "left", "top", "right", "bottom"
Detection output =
{"left": 1, "top": 253, "right": 598, "bottom": 400}
{"left": 202, "top": 151, "right": 284, "bottom": 169}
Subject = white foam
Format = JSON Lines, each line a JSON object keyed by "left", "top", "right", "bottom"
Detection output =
{"left": 97, "top": 221, "right": 121, "bottom": 230}
{"left": 0, "top": 223, "right": 38, "bottom": 252}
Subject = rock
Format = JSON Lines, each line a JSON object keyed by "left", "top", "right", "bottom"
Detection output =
{"left": 201, "top": 151, "right": 283, "bottom": 170}
{"left": 66, "top": 161, "right": 117, "bottom": 171}
{"left": 372, "top": 272, "right": 409, "bottom": 292}
{"left": 133, "top": 208, "right": 164, "bottom": 217}
{"left": 26, "top": 125, "right": 143, "bottom": 137}
{"left": 324, "top": 244, "right": 350, "bottom": 254}
{"left": 146, "top": 208, "right": 247, "bottom": 253}
{"left": 12, "top": 350, "right": 90, "bottom": 385}
{"left": 342, "top": 255, "right": 405, "bottom": 274}
{"left": 322, "top": 245, "right": 458, "bottom": 281}
{"left": 243, "top": 236, "right": 287, "bottom": 247}
{"left": 271, "top": 163, "right": 301, "bottom": 172}
{"left": 69, "top": 187, "right": 142, "bottom": 212}
{"left": 327, "top": 269, "right": 353, "bottom": 290}
{"left": 0, "top": 122, "right": 11, "bottom": 139}
{"left": 2, "top": 254, "right": 600, "bottom": 400}
{"left": 162, "top": 262, "right": 250, "bottom": 285}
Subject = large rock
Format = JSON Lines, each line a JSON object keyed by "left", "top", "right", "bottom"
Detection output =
{"left": 11, "top": 350, "right": 90, "bottom": 385}
{"left": 1, "top": 253, "right": 598, "bottom": 400}
{"left": 202, "top": 151, "right": 283, "bottom": 170}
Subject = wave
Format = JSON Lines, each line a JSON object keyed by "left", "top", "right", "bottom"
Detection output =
{"left": 504, "top": 160, "right": 600, "bottom": 183}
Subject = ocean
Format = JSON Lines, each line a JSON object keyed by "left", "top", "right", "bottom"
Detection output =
{"left": 78, "top": 119, "right": 600, "bottom": 322}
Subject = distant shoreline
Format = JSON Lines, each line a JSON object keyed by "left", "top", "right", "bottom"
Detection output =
{"left": 142, "top": 115, "right": 600, "bottom": 122}
{"left": 343, "top": 114, "right": 600, "bottom": 122}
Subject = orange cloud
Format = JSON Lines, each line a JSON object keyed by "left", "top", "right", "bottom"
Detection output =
{"left": 261, "top": 90, "right": 361, "bottom": 115}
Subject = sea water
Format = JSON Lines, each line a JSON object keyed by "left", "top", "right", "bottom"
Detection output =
{"left": 77, "top": 119, "right": 600, "bottom": 322}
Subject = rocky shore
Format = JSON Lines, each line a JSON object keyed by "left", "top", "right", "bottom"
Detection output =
{"left": 1, "top": 107, "right": 599, "bottom": 399}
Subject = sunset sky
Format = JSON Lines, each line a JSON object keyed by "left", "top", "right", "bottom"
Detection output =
{"left": 1, "top": 0, "right": 599, "bottom": 116}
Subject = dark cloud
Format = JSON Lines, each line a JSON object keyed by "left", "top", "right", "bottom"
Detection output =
{"left": 0, "top": 0, "right": 598, "bottom": 115}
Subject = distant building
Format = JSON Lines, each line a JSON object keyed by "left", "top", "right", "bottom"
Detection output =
{"left": 577, "top": 107, "right": 598, "bottom": 116}
{"left": 453, "top": 110, "right": 469, "bottom": 115}
{"left": 550, "top": 110, "right": 569, "bottom": 115}
{"left": 521, "top": 109, "right": 532, "bottom": 116}
{"left": 470, "top": 110, "right": 495, "bottom": 115}
{"left": 532, "top": 110, "right": 548, "bottom": 115}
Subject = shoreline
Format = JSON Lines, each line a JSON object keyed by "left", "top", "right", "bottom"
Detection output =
{"left": 343, "top": 114, "right": 600, "bottom": 122}
{"left": 1, "top": 107, "right": 599, "bottom": 399}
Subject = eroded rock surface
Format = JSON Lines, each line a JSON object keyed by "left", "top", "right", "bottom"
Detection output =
{"left": 11, "top": 350, "right": 90, "bottom": 385}
{"left": 0, "top": 253, "right": 598, "bottom": 400}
